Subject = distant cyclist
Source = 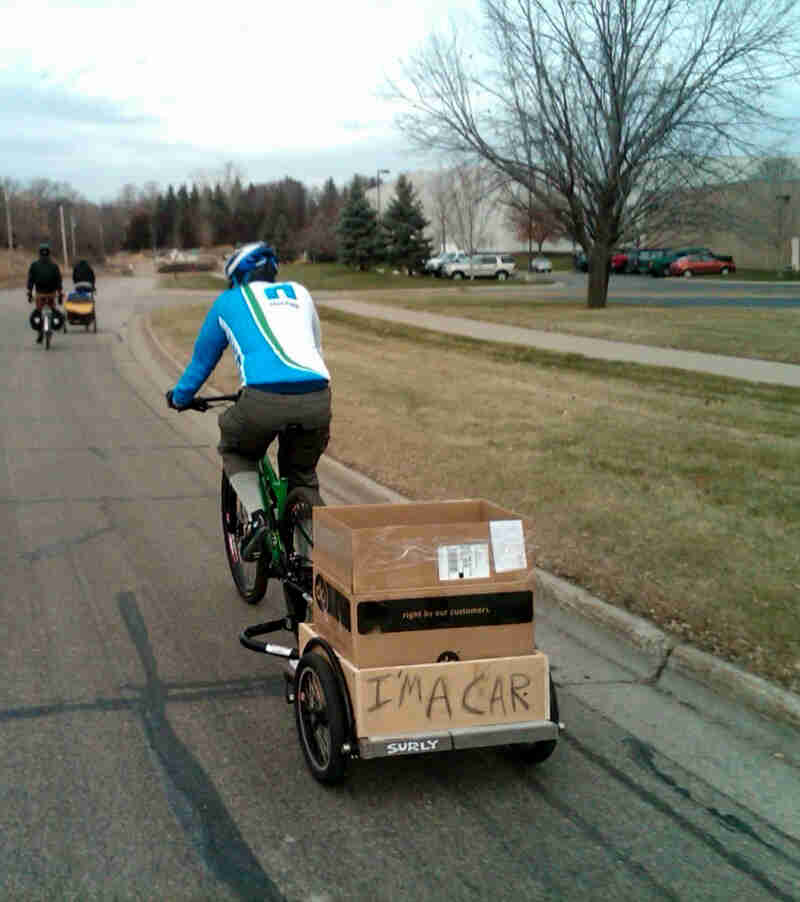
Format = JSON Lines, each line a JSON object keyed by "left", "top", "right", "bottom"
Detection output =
{"left": 27, "top": 243, "right": 63, "bottom": 344}
{"left": 165, "top": 242, "right": 331, "bottom": 548}
{"left": 72, "top": 259, "right": 96, "bottom": 290}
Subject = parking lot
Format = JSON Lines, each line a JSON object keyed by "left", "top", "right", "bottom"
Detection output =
{"left": 552, "top": 270, "right": 800, "bottom": 307}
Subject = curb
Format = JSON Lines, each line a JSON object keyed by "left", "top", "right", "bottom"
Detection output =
{"left": 536, "top": 567, "right": 800, "bottom": 729}
{"left": 534, "top": 568, "right": 675, "bottom": 660}
{"left": 139, "top": 312, "right": 800, "bottom": 730}
{"left": 666, "top": 645, "right": 800, "bottom": 729}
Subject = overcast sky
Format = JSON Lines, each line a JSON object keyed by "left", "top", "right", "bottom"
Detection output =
{"left": 0, "top": 0, "right": 482, "bottom": 202}
{"left": 2, "top": 0, "right": 798, "bottom": 204}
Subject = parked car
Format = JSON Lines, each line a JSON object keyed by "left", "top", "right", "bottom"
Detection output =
{"left": 530, "top": 255, "right": 552, "bottom": 273}
{"left": 611, "top": 249, "right": 636, "bottom": 273}
{"left": 424, "top": 251, "right": 461, "bottom": 277}
{"left": 628, "top": 248, "right": 667, "bottom": 274}
{"left": 648, "top": 247, "right": 711, "bottom": 277}
{"left": 669, "top": 253, "right": 736, "bottom": 277}
{"left": 573, "top": 250, "right": 611, "bottom": 273}
{"left": 442, "top": 252, "right": 516, "bottom": 280}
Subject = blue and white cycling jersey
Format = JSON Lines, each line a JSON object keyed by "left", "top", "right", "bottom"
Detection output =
{"left": 172, "top": 280, "right": 330, "bottom": 407}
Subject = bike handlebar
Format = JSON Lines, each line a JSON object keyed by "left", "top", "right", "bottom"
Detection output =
{"left": 184, "top": 393, "right": 240, "bottom": 411}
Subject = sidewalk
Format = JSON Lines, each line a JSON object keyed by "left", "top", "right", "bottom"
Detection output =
{"left": 317, "top": 297, "right": 800, "bottom": 387}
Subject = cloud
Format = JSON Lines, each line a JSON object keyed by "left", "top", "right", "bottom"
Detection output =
{"left": 0, "top": 0, "right": 477, "bottom": 199}
{"left": 0, "top": 75, "right": 158, "bottom": 127}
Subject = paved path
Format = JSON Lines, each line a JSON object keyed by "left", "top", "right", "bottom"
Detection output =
{"left": 4, "top": 277, "right": 798, "bottom": 901}
{"left": 317, "top": 297, "right": 800, "bottom": 387}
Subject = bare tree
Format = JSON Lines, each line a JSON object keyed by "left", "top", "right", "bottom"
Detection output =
{"left": 734, "top": 157, "right": 800, "bottom": 269}
{"left": 389, "top": 0, "right": 800, "bottom": 307}
{"left": 448, "top": 160, "right": 498, "bottom": 262}
{"left": 753, "top": 156, "right": 800, "bottom": 183}
{"left": 427, "top": 168, "right": 455, "bottom": 252}
{"left": 502, "top": 180, "right": 563, "bottom": 261}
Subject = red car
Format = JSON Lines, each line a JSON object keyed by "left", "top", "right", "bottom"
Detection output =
{"left": 670, "top": 253, "right": 736, "bottom": 277}
{"left": 611, "top": 250, "right": 630, "bottom": 273}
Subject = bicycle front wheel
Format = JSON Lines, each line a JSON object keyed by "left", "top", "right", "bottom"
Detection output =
{"left": 221, "top": 471, "right": 268, "bottom": 604}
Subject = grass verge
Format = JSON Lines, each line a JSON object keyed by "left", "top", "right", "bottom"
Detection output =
{"left": 150, "top": 300, "right": 800, "bottom": 693}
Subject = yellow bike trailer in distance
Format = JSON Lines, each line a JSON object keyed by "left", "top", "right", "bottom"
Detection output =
{"left": 65, "top": 282, "right": 97, "bottom": 332}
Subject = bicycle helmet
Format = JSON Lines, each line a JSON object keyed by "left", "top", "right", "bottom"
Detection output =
{"left": 224, "top": 242, "right": 278, "bottom": 286}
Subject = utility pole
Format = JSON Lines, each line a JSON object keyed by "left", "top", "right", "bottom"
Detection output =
{"left": 2, "top": 182, "right": 12, "bottom": 251}
{"left": 2, "top": 183, "right": 11, "bottom": 278}
{"left": 776, "top": 194, "right": 791, "bottom": 272}
{"left": 70, "top": 212, "right": 77, "bottom": 262}
{"left": 376, "top": 168, "right": 390, "bottom": 219}
{"left": 59, "top": 205, "right": 70, "bottom": 269}
{"left": 99, "top": 222, "right": 105, "bottom": 260}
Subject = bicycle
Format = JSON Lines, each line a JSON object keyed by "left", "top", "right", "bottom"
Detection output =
{"left": 184, "top": 394, "right": 316, "bottom": 631}
{"left": 29, "top": 291, "right": 65, "bottom": 350}
{"left": 179, "top": 396, "right": 562, "bottom": 786}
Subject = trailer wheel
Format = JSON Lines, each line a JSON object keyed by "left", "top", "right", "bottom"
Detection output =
{"left": 295, "top": 652, "right": 349, "bottom": 784}
{"left": 515, "top": 674, "right": 559, "bottom": 765}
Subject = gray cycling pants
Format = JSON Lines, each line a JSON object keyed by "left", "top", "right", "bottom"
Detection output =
{"left": 217, "top": 386, "right": 331, "bottom": 508}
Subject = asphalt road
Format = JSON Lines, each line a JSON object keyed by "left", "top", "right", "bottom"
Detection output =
{"left": 1, "top": 276, "right": 798, "bottom": 902}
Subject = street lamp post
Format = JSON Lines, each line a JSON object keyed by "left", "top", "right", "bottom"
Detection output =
{"left": 376, "top": 168, "right": 390, "bottom": 219}
{"left": 776, "top": 194, "right": 791, "bottom": 272}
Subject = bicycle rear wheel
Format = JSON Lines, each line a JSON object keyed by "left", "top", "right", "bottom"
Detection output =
{"left": 221, "top": 471, "right": 268, "bottom": 604}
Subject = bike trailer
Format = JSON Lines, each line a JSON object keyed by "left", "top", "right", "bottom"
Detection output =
{"left": 65, "top": 285, "right": 96, "bottom": 328}
{"left": 292, "top": 500, "right": 560, "bottom": 781}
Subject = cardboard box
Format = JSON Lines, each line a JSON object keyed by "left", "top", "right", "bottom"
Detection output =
{"left": 298, "top": 622, "right": 550, "bottom": 738}
{"left": 311, "top": 500, "right": 537, "bottom": 667}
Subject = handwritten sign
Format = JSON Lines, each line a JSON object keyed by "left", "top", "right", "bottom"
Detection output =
{"left": 353, "top": 654, "right": 549, "bottom": 734}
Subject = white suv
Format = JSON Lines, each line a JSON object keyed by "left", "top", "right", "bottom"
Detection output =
{"left": 442, "top": 252, "right": 516, "bottom": 280}
{"left": 424, "top": 251, "right": 461, "bottom": 277}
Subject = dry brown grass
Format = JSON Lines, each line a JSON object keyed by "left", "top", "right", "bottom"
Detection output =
{"left": 0, "top": 247, "right": 36, "bottom": 288}
{"left": 150, "top": 301, "right": 800, "bottom": 692}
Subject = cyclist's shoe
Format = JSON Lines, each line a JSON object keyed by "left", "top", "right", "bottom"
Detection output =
{"left": 241, "top": 511, "right": 268, "bottom": 562}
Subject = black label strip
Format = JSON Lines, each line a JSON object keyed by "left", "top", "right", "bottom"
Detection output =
{"left": 357, "top": 591, "right": 532, "bottom": 635}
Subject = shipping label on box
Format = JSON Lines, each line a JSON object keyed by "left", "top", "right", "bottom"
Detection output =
{"left": 489, "top": 519, "right": 527, "bottom": 572}
{"left": 437, "top": 542, "right": 491, "bottom": 581}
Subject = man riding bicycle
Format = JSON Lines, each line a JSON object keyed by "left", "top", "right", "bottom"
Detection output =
{"left": 27, "top": 243, "right": 64, "bottom": 344}
{"left": 165, "top": 242, "right": 331, "bottom": 555}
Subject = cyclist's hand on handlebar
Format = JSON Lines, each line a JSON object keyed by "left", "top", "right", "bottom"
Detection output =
{"left": 165, "top": 389, "right": 188, "bottom": 411}
{"left": 165, "top": 389, "right": 207, "bottom": 412}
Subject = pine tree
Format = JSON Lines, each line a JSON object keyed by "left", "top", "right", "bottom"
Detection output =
{"left": 381, "top": 174, "right": 432, "bottom": 274}
{"left": 337, "top": 179, "right": 379, "bottom": 270}
{"left": 210, "top": 184, "right": 231, "bottom": 245}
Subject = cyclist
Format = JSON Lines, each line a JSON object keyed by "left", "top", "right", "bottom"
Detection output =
{"left": 72, "top": 259, "right": 96, "bottom": 290}
{"left": 165, "top": 242, "right": 331, "bottom": 553}
{"left": 27, "top": 243, "right": 64, "bottom": 344}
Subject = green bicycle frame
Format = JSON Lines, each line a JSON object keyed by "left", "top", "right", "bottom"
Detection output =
{"left": 257, "top": 454, "right": 288, "bottom": 569}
